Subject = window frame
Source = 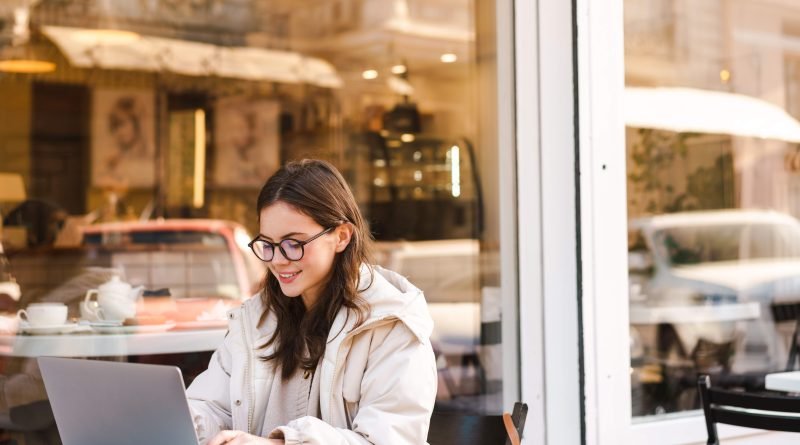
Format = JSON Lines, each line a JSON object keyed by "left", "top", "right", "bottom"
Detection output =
{"left": 577, "top": 0, "right": 790, "bottom": 443}
{"left": 515, "top": 0, "right": 583, "bottom": 443}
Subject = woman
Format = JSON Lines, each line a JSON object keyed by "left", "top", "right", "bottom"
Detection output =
{"left": 187, "top": 160, "right": 437, "bottom": 444}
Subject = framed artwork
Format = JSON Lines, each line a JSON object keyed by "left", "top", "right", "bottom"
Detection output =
{"left": 91, "top": 89, "right": 156, "bottom": 188}
{"left": 214, "top": 96, "right": 280, "bottom": 187}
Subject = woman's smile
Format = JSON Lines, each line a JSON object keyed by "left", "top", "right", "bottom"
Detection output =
{"left": 275, "top": 270, "right": 301, "bottom": 284}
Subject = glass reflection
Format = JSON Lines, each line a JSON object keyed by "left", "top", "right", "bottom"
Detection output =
{"left": 626, "top": 0, "right": 800, "bottom": 420}
{"left": 0, "top": 0, "right": 509, "bottom": 441}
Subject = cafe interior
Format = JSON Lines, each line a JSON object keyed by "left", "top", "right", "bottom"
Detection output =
{"left": 12, "top": 0, "right": 800, "bottom": 444}
{"left": 0, "top": 0, "right": 505, "bottom": 443}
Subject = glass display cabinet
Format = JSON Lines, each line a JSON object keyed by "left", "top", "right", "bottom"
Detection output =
{"left": 353, "top": 131, "right": 482, "bottom": 241}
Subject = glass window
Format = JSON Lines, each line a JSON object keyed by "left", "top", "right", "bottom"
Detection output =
{"left": 626, "top": 0, "right": 800, "bottom": 421}
{"left": 0, "top": 0, "right": 513, "bottom": 441}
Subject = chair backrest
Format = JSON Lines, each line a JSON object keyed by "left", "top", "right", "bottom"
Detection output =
{"left": 427, "top": 402, "right": 527, "bottom": 445}
{"left": 698, "top": 374, "right": 800, "bottom": 445}
{"left": 770, "top": 301, "right": 800, "bottom": 370}
{"left": 770, "top": 301, "right": 800, "bottom": 323}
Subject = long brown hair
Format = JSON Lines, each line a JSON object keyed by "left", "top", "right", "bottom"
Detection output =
{"left": 256, "top": 159, "right": 373, "bottom": 379}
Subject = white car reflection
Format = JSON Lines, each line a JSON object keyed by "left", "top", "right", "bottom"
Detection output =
{"left": 629, "top": 209, "right": 800, "bottom": 372}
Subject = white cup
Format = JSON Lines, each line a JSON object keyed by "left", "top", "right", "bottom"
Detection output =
{"left": 17, "top": 303, "right": 68, "bottom": 326}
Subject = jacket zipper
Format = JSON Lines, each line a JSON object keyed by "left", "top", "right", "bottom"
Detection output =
{"left": 329, "top": 341, "right": 346, "bottom": 421}
{"left": 240, "top": 303, "right": 255, "bottom": 434}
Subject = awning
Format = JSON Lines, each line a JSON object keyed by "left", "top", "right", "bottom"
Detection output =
{"left": 41, "top": 26, "right": 342, "bottom": 88}
{"left": 624, "top": 86, "right": 800, "bottom": 143}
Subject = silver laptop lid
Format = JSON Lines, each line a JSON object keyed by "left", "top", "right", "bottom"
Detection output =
{"left": 38, "top": 357, "right": 199, "bottom": 445}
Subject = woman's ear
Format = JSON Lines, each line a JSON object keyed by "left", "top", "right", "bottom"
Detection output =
{"left": 334, "top": 223, "right": 354, "bottom": 253}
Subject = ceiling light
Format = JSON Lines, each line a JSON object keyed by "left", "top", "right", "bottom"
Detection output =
{"left": 400, "top": 133, "right": 415, "bottom": 143}
{"left": 362, "top": 69, "right": 378, "bottom": 80}
{"left": 71, "top": 29, "right": 141, "bottom": 45}
{"left": 0, "top": 6, "right": 56, "bottom": 74}
{"left": 440, "top": 53, "right": 457, "bottom": 63}
{"left": 391, "top": 64, "right": 407, "bottom": 74}
{"left": 0, "top": 59, "right": 55, "bottom": 73}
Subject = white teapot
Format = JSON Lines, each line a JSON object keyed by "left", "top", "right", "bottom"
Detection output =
{"left": 83, "top": 275, "right": 144, "bottom": 322}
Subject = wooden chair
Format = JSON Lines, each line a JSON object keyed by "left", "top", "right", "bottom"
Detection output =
{"left": 427, "top": 402, "right": 527, "bottom": 445}
{"left": 698, "top": 374, "right": 800, "bottom": 445}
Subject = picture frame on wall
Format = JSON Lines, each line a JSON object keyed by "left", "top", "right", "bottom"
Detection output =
{"left": 214, "top": 96, "right": 280, "bottom": 188}
{"left": 91, "top": 89, "right": 156, "bottom": 188}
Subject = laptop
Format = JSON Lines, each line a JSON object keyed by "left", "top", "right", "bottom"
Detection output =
{"left": 38, "top": 356, "right": 200, "bottom": 445}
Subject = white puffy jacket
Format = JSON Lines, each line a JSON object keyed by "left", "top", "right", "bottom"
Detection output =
{"left": 186, "top": 265, "right": 437, "bottom": 445}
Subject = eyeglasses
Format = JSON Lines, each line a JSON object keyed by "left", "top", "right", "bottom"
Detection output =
{"left": 247, "top": 227, "right": 334, "bottom": 262}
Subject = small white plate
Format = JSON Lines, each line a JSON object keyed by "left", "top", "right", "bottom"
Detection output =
{"left": 20, "top": 323, "right": 81, "bottom": 335}
{"left": 90, "top": 322, "right": 176, "bottom": 334}
{"left": 172, "top": 319, "right": 228, "bottom": 330}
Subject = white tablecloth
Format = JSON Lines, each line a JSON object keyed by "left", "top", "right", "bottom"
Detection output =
{"left": 0, "top": 329, "right": 226, "bottom": 357}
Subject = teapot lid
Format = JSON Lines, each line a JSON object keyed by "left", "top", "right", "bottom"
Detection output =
{"left": 98, "top": 275, "right": 132, "bottom": 293}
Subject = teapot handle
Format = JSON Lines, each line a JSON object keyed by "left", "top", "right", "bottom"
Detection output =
{"left": 83, "top": 290, "right": 102, "bottom": 319}
{"left": 85, "top": 289, "right": 99, "bottom": 304}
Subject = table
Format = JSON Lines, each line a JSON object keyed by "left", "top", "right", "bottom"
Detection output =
{"left": 630, "top": 302, "right": 763, "bottom": 364}
{"left": 629, "top": 302, "right": 761, "bottom": 324}
{"left": 766, "top": 371, "right": 800, "bottom": 392}
{"left": 0, "top": 328, "right": 227, "bottom": 358}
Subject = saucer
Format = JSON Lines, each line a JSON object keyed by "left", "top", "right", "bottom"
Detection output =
{"left": 90, "top": 322, "right": 176, "bottom": 334}
{"left": 20, "top": 322, "right": 81, "bottom": 335}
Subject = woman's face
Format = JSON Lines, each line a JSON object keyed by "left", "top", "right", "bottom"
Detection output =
{"left": 258, "top": 201, "right": 349, "bottom": 308}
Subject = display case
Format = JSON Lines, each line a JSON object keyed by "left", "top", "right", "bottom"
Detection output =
{"left": 352, "top": 131, "right": 482, "bottom": 241}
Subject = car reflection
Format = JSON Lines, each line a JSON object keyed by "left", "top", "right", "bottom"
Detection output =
{"left": 629, "top": 209, "right": 800, "bottom": 416}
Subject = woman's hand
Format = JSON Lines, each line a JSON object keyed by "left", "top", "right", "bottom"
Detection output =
{"left": 207, "top": 430, "right": 284, "bottom": 445}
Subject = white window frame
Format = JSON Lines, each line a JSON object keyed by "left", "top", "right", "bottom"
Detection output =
{"left": 575, "top": 0, "right": 631, "bottom": 442}
{"left": 497, "top": 0, "right": 523, "bottom": 417}
{"left": 576, "top": 0, "right": 786, "bottom": 443}
{"left": 514, "top": 0, "right": 583, "bottom": 443}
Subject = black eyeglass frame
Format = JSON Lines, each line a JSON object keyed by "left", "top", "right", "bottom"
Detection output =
{"left": 247, "top": 226, "right": 335, "bottom": 262}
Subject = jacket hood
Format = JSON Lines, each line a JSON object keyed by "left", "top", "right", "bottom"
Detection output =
{"left": 356, "top": 264, "right": 434, "bottom": 343}
{"left": 235, "top": 264, "right": 433, "bottom": 344}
